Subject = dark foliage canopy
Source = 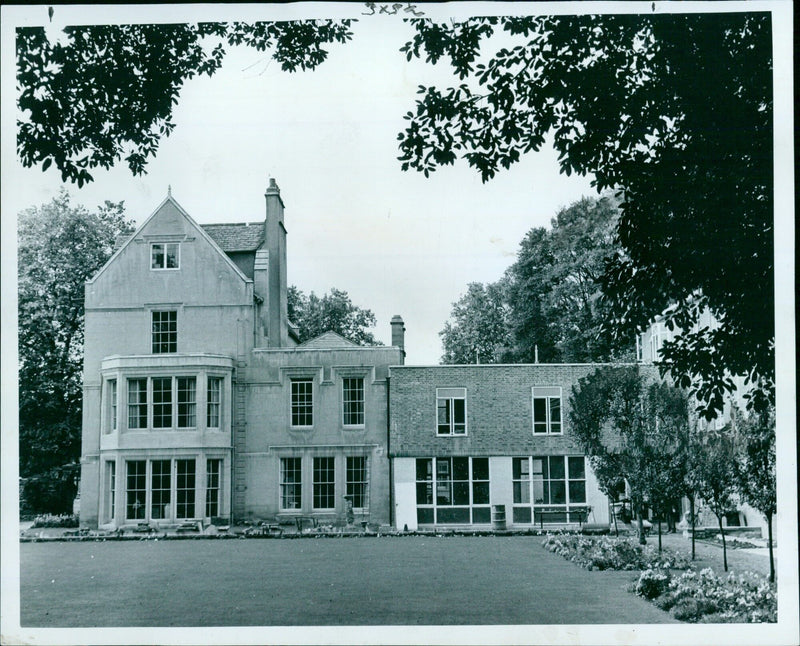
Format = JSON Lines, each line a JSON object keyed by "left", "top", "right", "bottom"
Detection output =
{"left": 17, "top": 20, "right": 353, "bottom": 186}
{"left": 399, "top": 14, "right": 773, "bottom": 419}
{"left": 288, "top": 286, "right": 382, "bottom": 346}
{"left": 18, "top": 191, "right": 132, "bottom": 510}
{"left": 439, "top": 195, "right": 630, "bottom": 365}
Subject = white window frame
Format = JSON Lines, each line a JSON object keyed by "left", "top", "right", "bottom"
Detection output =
{"left": 346, "top": 456, "right": 368, "bottom": 510}
{"left": 532, "top": 386, "right": 562, "bottom": 435}
{"left": 512, "top": 455, "right": 588, "bottom": 524}
{"left": 342, "top": 377, "right": 365, "bottom": 427}
{"left": 280, "top": 457, "right": 302, "bottom": 511}
{"left": 436, "top": 387, "right": 467, "bottom": 436}
{"left": 312, "top": 456, "right": 336, "bottom": 510}
{"left": 150, "top": 242, "right": 180, "bottom": 270}
{"left": 415, "top": 457, "right": 490, "bottom": 524}
{"left": 207, "top": 376, "right": 223, "bottom": 429}
{"left": 107, "top": 378, "right": 117, "bottom": 432}
{"left": 176, "top": 376, "right": 197, "bottom": 429}
{"left": 151, "top": 310, "right": 177, "bottom": 354}
{"left": 290, "top": 378, "right": 314, "bottom": 428}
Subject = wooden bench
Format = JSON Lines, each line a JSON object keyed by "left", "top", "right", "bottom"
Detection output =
{"left": 294, "top": 516, "right": 320, "bottom": 532}
{"left": 537, "top": 507, "right": 591, "bottom": 529}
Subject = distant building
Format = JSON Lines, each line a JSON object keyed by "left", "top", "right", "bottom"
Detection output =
{"left": 79, "top": 180, "right": 403, "bottom": 529}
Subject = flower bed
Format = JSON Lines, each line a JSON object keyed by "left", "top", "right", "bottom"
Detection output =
{"left": 31, "top": 513, "right": 79, "bottom": 528}
{"left": 542, "top": 533, "right": 692, "bottom": 571}
{"left": 635, "top": 567, "right": 776, "bottom": 623}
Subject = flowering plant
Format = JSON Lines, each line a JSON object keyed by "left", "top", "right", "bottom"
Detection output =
{"left": 541, "top": 534, "right": 691, "bottom": 571}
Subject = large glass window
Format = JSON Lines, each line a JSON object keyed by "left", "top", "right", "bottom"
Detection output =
{"left": 415, "top": 457, "right": 490, "bottom": 524}
{"left": 152, "top": 310, "right": 177, "bottom": 354}
{"left": 512, "top": 456, "right": 587, "bottom": 524}
{"left": 313, "top": 457, "right": 335, "bottom": 510}
{"left": 151, "top": 242, "right": 180, "bottom": 270}
{"left": 176, "top": 459, "right": 196, "bottom": 519}
{"left": 207, "top": 377, "right": 222, "bottom": 428}
{"left": 152, "top": 377, "right": 172, "bottom": 428}
{"left": 127, "top": 379, "right": 147, "bottom": 429}
{"left": 177, "top": 377, "right": 196, "bottom": 428}
{"left": 280, "top": 457, "right": 302, "bottom": 510}
{"left": 436, "top": 388, "right": 466, "bottom": 435}
{"left": 532, "top": 387, "right": 562, "bottom": 434}
{"left": 342, "top": 378, "right": 365, "bottom": 426}
{"left": 346, "top": 456, "right": 368, "bottom": 509}
{"left": 291, "top": 379, "right": 313, "bottom": 427}
{"left": 206, "top": 459, "right": 221, "bottom": 518}
{"left": 126, "top": 460, "right": 146, "bottom": 520}
{"left": 150, "top": 459, "right": 171, "bottom": 520}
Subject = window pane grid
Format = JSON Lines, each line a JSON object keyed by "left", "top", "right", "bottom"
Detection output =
{"left": 533, "top": 387, "right": 562, "bottom": 434}
{"left": 152, "top": 310, "right": 177, "bottom": 354}
{"left": 109, "top": 380, "right": 117, "bottom": 431}
{"left": 150, "top": 459, "right": 171, "bottom": 520}
{"left": 206, "top": 459, "right": 221, "bottom": 517}
{"left": 108, "top": 461, "right": 116, "bottom": 519}
{"left": 291, "top": 379, "right": 313, "bottom": 427}
{"left": 176, "top": 459, "right": 195, "bottom": 519}
{"left": 513, "top": 456, "right": 588, "bottom": 524}
{"left": 152, "top": 377, "right": 172, "bottom": 428}
{"left": 313, "top": 457, "right": 335, "bottom": 509}
{"left": 346, "top": 456, "right": 367, "bottom": 508}
{"left": 177, "top": 377, "right": 196, "bottom": 428}
{"left": 280, "top": 457, "right": 302, "bottom": 510}
{"left": 127, "top": 379, "right": 147, "bottom": 429}
{"left": 436, "top": 388, "right": 466, "bottom": 435}
{"left": 126, "top": 460, "right": 146, "bottom": 520}
{"left": 342, "top": 378, "right": 365, "bottom": 426}
{"left": 415, "top": 457, "right": 489, "bottom": 524}
{"left": 151, "top": 243, "right": 180, "bottom": 269}
{"left": 207, "top": 377, "right": 222, "bottom": 428}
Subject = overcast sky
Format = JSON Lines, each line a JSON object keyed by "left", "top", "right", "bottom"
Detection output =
{"left": 1, "top": 3, "right": 601, "bottom": 364}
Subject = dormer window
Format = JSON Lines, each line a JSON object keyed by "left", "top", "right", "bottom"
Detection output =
{"left": 151, "top": 243, "right": 180, "bottom": 269}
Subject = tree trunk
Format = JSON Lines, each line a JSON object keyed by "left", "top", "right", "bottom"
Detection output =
{"left": 717, "top": 514, "right": 728, "bottom": 571}
{"left": 612, "top": 503, "right": 619, "bottom": 537}
{"left": 690, "top": 497, "right": 696, "bottom": 561}
{"left": 767, "top": 512, "right": 774, "bottom": 583}
{"left": 657, "top": 518, "right": 662, "bottom": 552}
{"left": 635, "top": 502, "right": 646, "bottom": 545}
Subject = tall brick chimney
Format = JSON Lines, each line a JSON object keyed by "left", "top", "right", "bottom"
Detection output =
{"left": 265, "top": 178, "right": 288, "bottom": 347}
{"left": 391, "top": 315, "right": 405, "bottom": 364}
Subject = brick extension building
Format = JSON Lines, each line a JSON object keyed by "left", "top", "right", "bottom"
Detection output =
{"left": 388, "top": 365, "right": 617, "bottom": 530}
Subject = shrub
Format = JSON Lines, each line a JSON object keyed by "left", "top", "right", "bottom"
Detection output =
{"left": 650, "top": 568, "right": 776, "bottom": 623}
{"left": 635, "top": 569, "right": 671, "bottom": 600}
{"left": 541, "top": 534, "right": 691, "bottom": 572}
{"left": 32, "top": 513, "right": 79, "bottom": 528}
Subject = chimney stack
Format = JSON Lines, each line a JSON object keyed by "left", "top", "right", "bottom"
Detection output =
{"left": 265, "top": 178, "right": 288, "bottom": 347}
{"left": 391, "top": 315, "right": 405, "bottom": 364}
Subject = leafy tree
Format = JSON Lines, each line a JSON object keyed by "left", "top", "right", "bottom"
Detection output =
{"left": 440, "top": 281, "right": 511, "bottom": 364}
{"left": 441, "top": 195, "right": 629, "bottom": 365}
{"left": 694, "top": 426, "right": 739, "bottom": 572}
{"left": 398, "top": 14, "right": 773, "bottom": 420}
{"left": 17, "top": 20, "right": 353, "bottom": 185}
{"left": 288, "top": 286, "right": 381, "bottom": 346}
{"left": 735, "top": 406, "right": 776, "bottom": 581}
{"left": 569, "top": 365, "right": 690, "bottom": 545}
{"left": 506, "top": 195, "right": 629, "bottom": 363}
{"left": 18, "top": 190, "right": 132, "bottom": 513}
{"left": 503, "top": 226, "right": 559, "bottom": 363}
{"left": 18, "top": 14, "right": 776, "bottom": 420}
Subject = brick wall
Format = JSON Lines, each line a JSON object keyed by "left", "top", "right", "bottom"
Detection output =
{"left": 388, "top": 364, "right": 658, "bottom": 457}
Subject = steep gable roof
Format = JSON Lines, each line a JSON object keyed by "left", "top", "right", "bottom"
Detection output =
{"left": 297, "top": 330, "right": 359, "bottom": 349}
{"left": 91, "top": 194, "right": 251, "bottom": 284}
{"left": 201, "top": 222, "right": 265, "bottom": 252}
{"left": 113, "top": 221, "right": 265, "bottom": 253}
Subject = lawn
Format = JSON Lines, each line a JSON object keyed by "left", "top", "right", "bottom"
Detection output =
{"left": 20, "top": 535, "right": 677, "bottom": 626}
